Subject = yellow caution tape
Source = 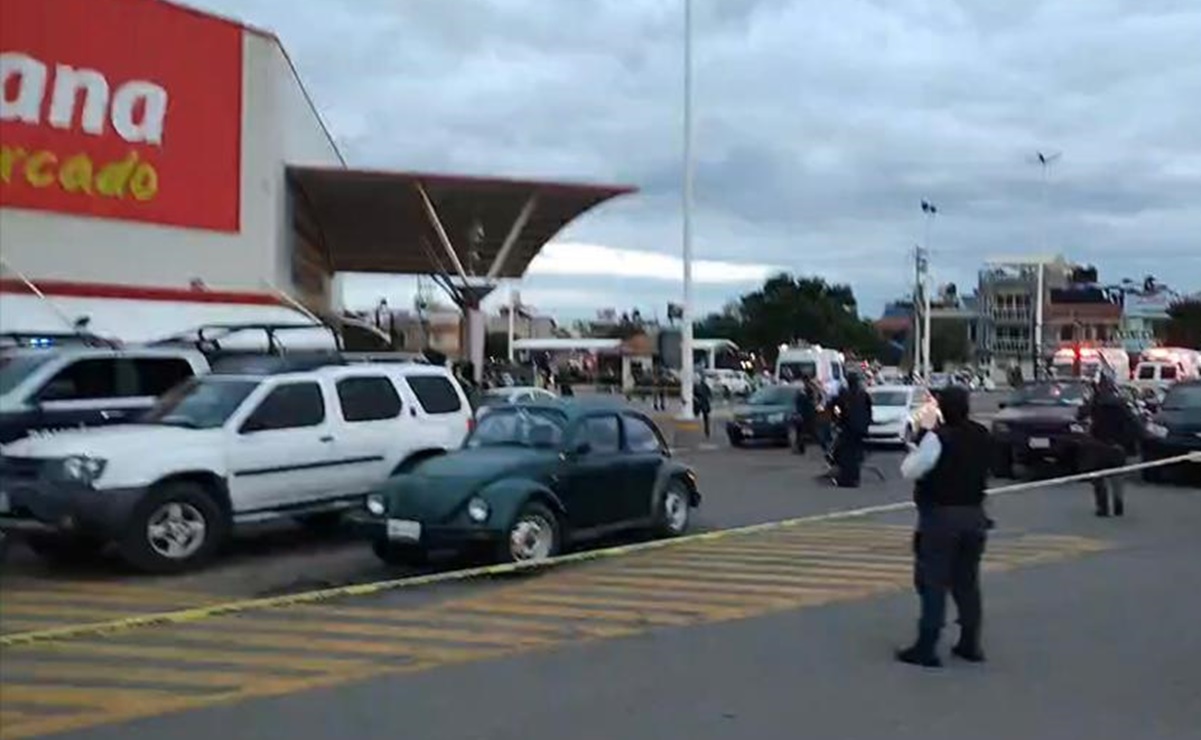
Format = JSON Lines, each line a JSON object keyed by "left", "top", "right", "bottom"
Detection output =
{"left": 2, "top": 450, "right": 1196, "bottom": 648}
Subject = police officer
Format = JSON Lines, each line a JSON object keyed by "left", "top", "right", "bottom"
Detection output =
{"left": 1079, "top": 371, "right": 1141, "bottom": 517}
{"left": 693, "top": 376, "right": 713, "bottom": 439}
{"left": 896, "top": 386, "right": 993, "bottom": 667}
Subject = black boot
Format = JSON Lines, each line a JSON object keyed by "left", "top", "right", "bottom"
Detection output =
{"left": 951, "top": 634, "right": 986, "bottom": 663}
{"left": 895, "top": 627, "right": 942, "bottom": 668}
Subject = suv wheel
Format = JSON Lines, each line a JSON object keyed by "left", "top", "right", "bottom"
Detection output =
{"left": 119, "top": 482, "right": 227, "bottom": 574}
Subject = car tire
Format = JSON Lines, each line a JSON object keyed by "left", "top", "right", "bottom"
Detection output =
{"left": 728, "top": 433, "right": 744, "bottom": 448}
{"left": 657, "top": 479, "right": 692, "bottom": 537}
{"left": 499, "top": 501, "right": 560, "bottom": 564}
{"left": 118, "top": 482, "right": 227, "bottom": 574}
{"left": 372, "top": 540, "right": 427, "bottom": 566}
{"left": 24, "top": 533, "right": 105, "bottom": 565}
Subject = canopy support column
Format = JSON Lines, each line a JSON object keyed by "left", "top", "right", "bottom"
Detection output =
{"left": 486, "top": 195, "right": 538, "bottom": 280}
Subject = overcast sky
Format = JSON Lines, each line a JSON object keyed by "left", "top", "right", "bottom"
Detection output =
{"left": 193, "top": 0, "right": 1201, "bottom": 320}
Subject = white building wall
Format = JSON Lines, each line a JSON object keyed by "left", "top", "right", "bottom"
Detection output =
{"left": 0, "top": 30, "right": 340, "bottom": 300}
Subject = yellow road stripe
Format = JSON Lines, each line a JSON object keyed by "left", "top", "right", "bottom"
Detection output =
{"left": 518, "top": 591, "right": 746, "bottom": 618}
{"left": 535, "top": 581, "right": 804, "bottom": 608}
{"left": 147, "top": 627, "right": 502, "bottom": 663}
{"left": 0, "top": 661, "right": 279, "bottom": 689}
{"left": 660, "top": 548, "right": 915, "bottom": 564}
{"left": 13, "top": 641, "right": 378, "bottom": 673}
{"left": 579, "top": 572, "right": 882, "bottom": 599}
{"left": 604, "top": 564, "right": 908, "bottom": 587}
{"left": 207, "top": 616, "right": 553, "bottom": 648}
{"left": 629, "top": 555, "right": 912, "bottom": 577}
{"left": 450, "top": 599, "right": 693, "bottom": 627}
{"left": 0, "top": 683, "right": 209, "bottom": 711}
{"left": 0, "top": 602, "right": 172, "bottom": 621}
{"left": 286, "top": 605, "right": 574, "bottom": 636}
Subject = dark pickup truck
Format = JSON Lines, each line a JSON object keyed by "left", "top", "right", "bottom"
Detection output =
{"left": 990, "top": 381, "right": 1093, "bottom": 477}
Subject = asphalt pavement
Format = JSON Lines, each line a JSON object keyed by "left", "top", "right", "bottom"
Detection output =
{"left": 1, "top": 396, "right": 1197, "bottom": 740}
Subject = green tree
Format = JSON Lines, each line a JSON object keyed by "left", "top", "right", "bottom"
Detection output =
{"left": 1165, "top": 298, "right": 1201, "bottom": 348}
{"left": 695, "top": 272, "right": 884, "bottom": 361}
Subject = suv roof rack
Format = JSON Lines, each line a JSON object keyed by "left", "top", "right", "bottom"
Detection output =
{"left": 207, "top": 351, "right": 347, "bottom": 375}
{"left": 148, "top": 322, "right": 343, "bottom": 355}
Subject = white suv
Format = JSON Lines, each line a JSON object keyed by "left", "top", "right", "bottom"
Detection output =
{"left": 0, "top": 360, "right": 472, "bottom": 572}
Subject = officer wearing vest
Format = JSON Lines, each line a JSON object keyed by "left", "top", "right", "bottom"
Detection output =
{"left": 896, "top": 386, "right": 993, "bottom": 668}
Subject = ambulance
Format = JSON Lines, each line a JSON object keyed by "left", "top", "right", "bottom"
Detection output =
{"left": 1131, "top": 347, "right": 1201, "bottom": 391}
{"left": 1050, "top": 345, "right": 1132, "bottom": 382}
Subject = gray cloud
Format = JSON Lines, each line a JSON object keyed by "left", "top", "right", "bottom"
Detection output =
{"left": 192, "top": 0, "right": 1201, "bottom": 316}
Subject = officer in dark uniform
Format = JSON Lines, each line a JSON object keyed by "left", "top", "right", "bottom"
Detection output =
{"left": 896, "top": 386, "right": 993, "bottom": 667}
{"left": 1079, "top": 371, "right": 1141, "bottom": 517}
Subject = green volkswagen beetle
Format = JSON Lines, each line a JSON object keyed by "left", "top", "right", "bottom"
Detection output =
{"left": 361, "top": 398, "right": 700, "bottom": 565}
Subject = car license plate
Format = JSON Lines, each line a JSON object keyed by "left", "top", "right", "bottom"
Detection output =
{"left": 386, "top": 519, "right": 421, "bottom": 542}
{"left": 1029, "top": 437, "right": 1051, "bottom": 450}
{"left": 0, "top": 491, "right": 9, "bottom": 514}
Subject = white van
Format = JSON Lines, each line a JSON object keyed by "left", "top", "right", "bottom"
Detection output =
{"left": 1132, "top": 347, "right": 1200, "bottom": 391}
{"left": 775, "top": 346, "right": 845, "bottom": 399}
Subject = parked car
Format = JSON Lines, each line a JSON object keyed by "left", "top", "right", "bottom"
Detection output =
{"left": 0, "top": 346, "right": 208, "bottom": 444}
{"left": 1142, "top": 380, "right": 1201, "bottom": 483}
{"left": 725, "top": 385, "right": 803, "bottom": 447}
{"left": 866, "top": 385, "right": 937, "bottom": 446}
{"left": 702, "top": 368, "right": 751, "bottom": 397}
{"left": 360, "top": 399, "right": 700, "bottom": 565}
{"left": 0, "top": 358, "right": 472, "bottom": 572}
{"left": 476, "top": 386, "right": 558, "bottom": 416}
{"left": 990, "top": 380, "right": 1092, "bottom": 477}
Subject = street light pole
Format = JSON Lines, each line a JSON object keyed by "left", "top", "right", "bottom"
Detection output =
{"left": 678, "top": 0, "right": 696, "bottom": 420}
{"left": 1032, "top": 151, "right": 1059, "bottom": 379}
{"left": 920, "top": 200, "right": 938, "bottom": 380}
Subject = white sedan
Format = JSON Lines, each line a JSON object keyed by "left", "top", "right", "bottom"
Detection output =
{"left": 866, "top": 385, "right": 938, "bottom": 446}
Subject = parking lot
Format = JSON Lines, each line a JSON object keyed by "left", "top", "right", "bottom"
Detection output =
{"left": 0, "top": 393, "right": 1197, "bottom": 739}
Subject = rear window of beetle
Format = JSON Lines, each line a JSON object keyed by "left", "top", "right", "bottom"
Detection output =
{"left": 405, "top": 375, "right": 463, "bottom": 414}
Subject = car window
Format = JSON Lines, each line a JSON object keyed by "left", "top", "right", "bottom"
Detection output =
{"left": 578, "top": 415, "right": 620, "bottom": 454}
{"left": 243, "top": 382, "right": 325, "bottom": 432}
{"left": 337, "top": 376, "right": 402, "bottom": 422}
{"left": 624, "top": 415, "right": 664, "bottom": 453}
{"left": 832, "top": 363, "right": 843, "bottom": 380}
{"left": 0, "top": 353, "right": 54, "bottom": 396}
{"left": 406, "top": 375, "right": 463, "bottom": 414}
{"left": 132, "top": 357, "right": 196, "bottom": 396}
{"left": 35, "top": 358, "right": 121, "bottom": 401}
{"left": 1161, "top": 365, "right": 1178, "bottom": 380}
{"left": 1137, "top": 365, "right": 1157, "bottom": 380}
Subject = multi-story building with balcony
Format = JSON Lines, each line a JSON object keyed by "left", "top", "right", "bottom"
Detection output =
{"left": 976, "top": 256, "right": 1073, "bottom": 377}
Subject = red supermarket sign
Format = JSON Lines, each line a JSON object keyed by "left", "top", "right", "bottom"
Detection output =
{"left": 0, "top": 0, "right": 243, "bottom": 232}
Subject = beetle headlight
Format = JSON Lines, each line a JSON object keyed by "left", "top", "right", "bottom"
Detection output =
{"left": 365, "top": 493, "right": 386, "bottom": 516}
{"left": 61, "top": 456, "right": 106, "bottom": 485}
{"left": 467, "top": 497, "right": 490, "bottom": 523}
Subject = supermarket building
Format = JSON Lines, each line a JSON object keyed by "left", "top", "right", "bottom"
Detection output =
{"left": 0, "top": 0, "right": 631, "bottom": 372}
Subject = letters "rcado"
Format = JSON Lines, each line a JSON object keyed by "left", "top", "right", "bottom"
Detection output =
{"left": 0, "top": 146, "right": 159, "bottom": 201}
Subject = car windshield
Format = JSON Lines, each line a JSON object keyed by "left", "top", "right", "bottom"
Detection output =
{"left": 467, "top": 407, "right": 567, "bottom": 449}
{"left": 141, "top": 377, "right": 261, "bottom": 429}
{"left": 1161, "top": 385, "right": 1201, "bottom": 411}
{"left": 1010, "top": 382, "right": 1088, "bottom": 407}
{"left": 0, "top": 353, "right": 54, "bottom": 396}
{"left": 748, "top": 386, "right": 795, "bottom": 405}
{"left": 778, "top": 361, "right": 816, "bottom": 382}
{"left": 870, "top": 390, "right": 909, "bottom": 407}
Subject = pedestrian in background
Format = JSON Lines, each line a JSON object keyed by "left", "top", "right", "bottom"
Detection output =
{"left": 1079, "top": 371, "right": 1141, "bottom": 517}
{"left": 896, "top": 386, "right": 993, "bottom": 668}
{"left": 694, "top": 376, "right": 713, "bottom": 438}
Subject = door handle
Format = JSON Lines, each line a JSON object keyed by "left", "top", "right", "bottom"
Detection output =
{"left": 100, "top": 410, "right": 125, "bottom": 420}
{"left": 319, "top": 435, "right": 334, "bottom": 443}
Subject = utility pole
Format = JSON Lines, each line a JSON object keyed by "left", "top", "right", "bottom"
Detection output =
{"left": 1031, "top": 151, "right": 1060, "bottom": 379}
{"left": 507, "top": 286, "right": 517, "bottom": 364}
